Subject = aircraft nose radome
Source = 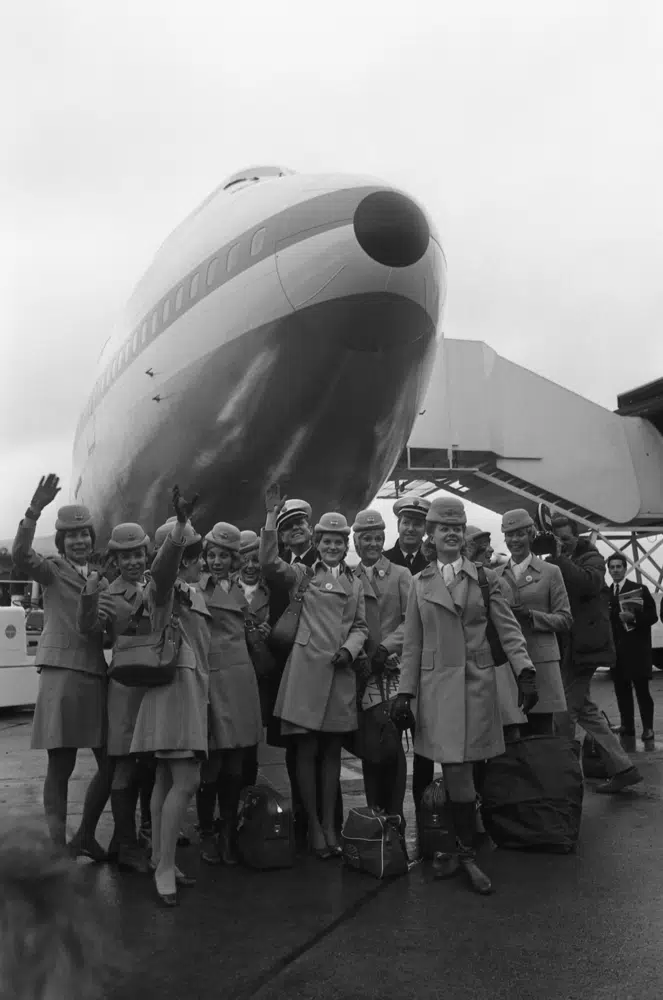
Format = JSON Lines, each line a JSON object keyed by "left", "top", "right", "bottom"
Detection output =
{"left": 353, "top": 191, "right": 430, "bottom": 268}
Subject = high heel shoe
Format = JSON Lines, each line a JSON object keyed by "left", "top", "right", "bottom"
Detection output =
{"left": 308, "top": 834, "right": 333, "bottom": 861}
{"left": 154, "top": 874, "right": 178, "bottom": 908}
{"left": 149, "top": 861, "right": 195, "bottom": 887}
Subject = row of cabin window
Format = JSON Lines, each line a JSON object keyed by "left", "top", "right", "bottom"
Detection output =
{"left": 90, "top": 227, "right": 267, "bottom": 407}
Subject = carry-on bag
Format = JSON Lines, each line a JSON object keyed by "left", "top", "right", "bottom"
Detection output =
{"left": 268, "top": 570, "right": 313, "bottom": 655}
{"left": 109, "top": 604, "right": 181, "bottom": 688}
{"left": 341, "top": 806, "right": 408, "bottom": 879}
{"left": 481, "top": 735, "right": 583, "bottom": 854}
{"left": 236, "top": 785, "right": 296, "bottom": 870}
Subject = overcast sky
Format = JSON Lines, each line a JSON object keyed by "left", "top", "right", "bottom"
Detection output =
{"left": 3, "top": 0, "right": 662, "bottom": 546}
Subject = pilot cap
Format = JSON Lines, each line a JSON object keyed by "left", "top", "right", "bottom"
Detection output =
{"left": 154, "top": 517, "right": 201, "bottom": 549}
{"left": 426, "top": 497, "right": 467, "bottom": 526}
{"left": 314, "top": 512, "right": 351, "bottom": 536}
{"left": 107, "top": 522, "right": 150, "bottom": 552}
{"left": 55, "top": 505, "right": 94, "bottom": 531}
{"left": 352, "top": 509, "right": 386, "bottom": 533}
{"left": 466, "top": 524, "right": 491, "bottom": 543}
{"left": 276, "top": 499, "right": 313, "bottom": 532}
{"left": 205, "top": 522, "right": 241, "bottom": 553}
{"left": 239, "top": 530, "right": 259, "bottom": 555}
{"left": 502, "top": 509, "right": 535, "bottom": 533}
{"left": 393, "top": 494, "right": 431, "bottom": 520}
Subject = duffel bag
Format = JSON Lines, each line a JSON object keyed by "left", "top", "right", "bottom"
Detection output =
{"left": 418, "top": 778, "right": 456, "bottom": 860}
{"left": 481, "top": 735, "right": 583, "bottom": 854}
{"left": 236, "top": 784, "right": 296, "bottom": 870}
{"left": 341, "top": 807, "right": 408, "bottom": 879}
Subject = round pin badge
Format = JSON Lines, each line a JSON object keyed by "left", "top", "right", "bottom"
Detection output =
{"left": 378, "top": 570, "right": 385, "bottom": 578}
{"left": 525, "top": 575, "right": 533, "bottom": 583}
{"left": 325, "top": 583, "right": 333, "bottom": 590}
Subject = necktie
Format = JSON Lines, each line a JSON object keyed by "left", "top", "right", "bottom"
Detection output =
{"left": 293, "top": 556, "right": 302, "bottom": 564}
{"left": 443, "top": 564, "right": 455, "bottom": 587}
{"left": 405, "top": 554, "right": 413, "bottom": 569}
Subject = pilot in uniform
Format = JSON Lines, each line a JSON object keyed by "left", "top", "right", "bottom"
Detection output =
{"left": 383, "top": 494, "right": 433, "bottom": 823}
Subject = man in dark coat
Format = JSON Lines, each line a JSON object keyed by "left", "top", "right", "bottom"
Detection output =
{"left": 551, "top": 515, "right": 642, "bottom": 793}
{"left": 607, "top": 552, "right": 657, "bottom": 752}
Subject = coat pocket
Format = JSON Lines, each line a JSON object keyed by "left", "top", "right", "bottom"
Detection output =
{"left": 421, "top": 649, "right": 436, "bottom": 671}
{"left": 294, "top": 626, "right": 311, "bottom": 647}
{"left": 474, "top": 645, "right": 495, "bottom": 669}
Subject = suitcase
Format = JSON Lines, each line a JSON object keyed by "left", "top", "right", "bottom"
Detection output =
{"left": 481, "top": 735, "right": 583, "bottom": 854}
{"left": 341, "top": 807, "right": 408, "bottom": 879}
{"left": 418, "top": 778, "right": 456, "bottom": 861}
{"left": 236, "top": 785, "right": 296, "bottom": 870}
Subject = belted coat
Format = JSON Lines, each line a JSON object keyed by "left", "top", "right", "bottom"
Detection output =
{"left": 197, "top": 574, "right": 263, "bottom": 749}
{"left": 260, "top": 529, "right": 368, "bottom": 732}
{"left": 355, "top": 556, "right": 411, "bottom": 707}
{"left": 493, "top": 556, "right": 572, "bottom": 720}
{"left": 78, "top": 576, "right": 147, "bottom": 756}
{"left": 398, "top": 559, "right": 536, "bottom": 763}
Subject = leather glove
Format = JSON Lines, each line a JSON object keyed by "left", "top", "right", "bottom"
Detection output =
{"left": 511, "top": 604, "right": 532, "bottom": 625}
{"left": 172, "top": 485, "right": 199, "bottom": 524}
{"left": 517, "top": 668, "right": 539, "bottom": 714}
{"left": 390, "top": 693, "right": 415, "bottom": 730}
{"left": 97, "top": 590, "right": 116, "bottom": 624}
{"left": 331, "top": 648, "right": 353, "bottom": 670}
{"left": 371, "top": 645, "right": 390, "bottom": 674}
{"left": 352, "top": 655, "right": 373, "bottom": 684}
{"left": 28, "top": 474, "right": 61, "bottom": 516}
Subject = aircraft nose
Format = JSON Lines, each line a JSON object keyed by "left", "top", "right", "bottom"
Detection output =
{"left": 353, "top": 190, "right": 430, "bottom": 268}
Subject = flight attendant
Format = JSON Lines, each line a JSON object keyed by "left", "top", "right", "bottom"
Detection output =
{"left": 260, "top": 498, "right": 368, "bottom": 859}
{"left": 392, "top": 497, "right": 538, "bottom": 894}
{"left": 352, "top": 509, "right": 411, "bottom": 826}
{"left": 12, "top": 475, "right": 115, "bottom": 860}
{"left": 130, "top": 491, "right": 209, "bottom": 907}
{"left": 493, "top": 509, "right": 572, "bottom": 736}
{"left": 384, "top": 494, "right": 434, "bottom": 829}
{"left": 77, "top": 522, "right": 152, "bottom": 873}
{"left": 197, "top": 523, "right": 263, "bottom": 866}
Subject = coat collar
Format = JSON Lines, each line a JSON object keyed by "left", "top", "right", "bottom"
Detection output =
{"left": 109, "top": 576, "right": 142, "bottom": 600}
{"left": 496, "top": 554, "right": 543, "bottom": 586}
{"left": 312, "top": 562, "right": 354, "bottom": 598}
{"left": 418, "top": 557, "right": 477, "bottom": 615}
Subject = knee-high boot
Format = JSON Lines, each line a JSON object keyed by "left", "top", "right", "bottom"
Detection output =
{"left": 449, "top": 800, "right": 493, "bottom": 895}
{"left": 197, "top": 782, "right": 221, "bottom": 865}
{"left": 217, "top": 777, "right": 242, "bottom": 866}
{"left": 110, "top": 789, "right": 148, "bottom": 873}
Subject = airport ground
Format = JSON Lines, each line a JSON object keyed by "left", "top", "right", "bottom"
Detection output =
{"left": 1, "top": 672, "right": 662, "bottom": 1000}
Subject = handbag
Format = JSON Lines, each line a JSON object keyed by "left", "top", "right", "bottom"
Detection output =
{"left": 268, "top": 568, "right": 313, "bottom": 655}
{"left": 349, "top": 673, "right": 403, "bottom": 764}
{"left": 477, "top": 565, "right": 508, "bottom": 666}
{"left": 109, "top": 602, "right": 182, "bottom": 688}
{"left": 241, "top": 606, "right": 278, "bottom": 680}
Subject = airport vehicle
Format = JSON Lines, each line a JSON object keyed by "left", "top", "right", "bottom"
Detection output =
{"left": 0, "top": 590, "right": 40, "bottom": 708}
{"left": 72, "top": 166, "right": 446, "bottom": 542}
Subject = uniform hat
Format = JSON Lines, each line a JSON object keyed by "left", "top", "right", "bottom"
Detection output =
{"left": 314, "top": 512, "right": 351, "bottom": 536}
{"left": 107, "top": 522, "right": 150, "bottom": 551}
{"left": 276, "top": 499, "right": 313, "bottom": 532}
{"left": 55, "top": 505, "right": 94, "bottom": 531}
{"left": 426, "top": 497, "right": 467, "bottom": 526}
{"left": 392, "top": 494, "right": 431, "bottom": 520}
{"left": 501, "top": 509, "right": 535, "bottom": 532}
{"left": 154, "top": 517, "right": 201, "bottom": 548}
{"left": 352, "top": 509, "right": 386, "bottom": 533}
{"left": 466, "top": 524, "right": 491, "bottom": 542}
{"left": 205, "top": 522, "right": 241, "bottom": 552}
{"left": 239, "top": 530, "right": 259, "bottom": 555}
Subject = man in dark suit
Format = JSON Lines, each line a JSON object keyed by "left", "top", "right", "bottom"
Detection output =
{"left": 265, "top": 499, "right": 342, "bottom": 845}
{"left": 383, "top": 495, "right": 431, "bottom": 575}
{"left": 607, "top": 553, "right": 657, "bottom": 752}
{"left": 383, "top": 494, "right": 432, "bottom": 825}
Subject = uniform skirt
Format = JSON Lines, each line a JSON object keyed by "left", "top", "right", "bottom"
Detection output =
{"left": 208, "top": 664, "right": 263, "bottom": 751}
{"left": 31, "top": 666, "right": 106, "bottom": 750}
{"left": 495, "top": 659, "right": 567, "bottom": 725}
{"left": 130, "top": 663, "right": 209, "bottom": 757}
{"left": 107, "top": 680, "right": 146, "bottom": 757}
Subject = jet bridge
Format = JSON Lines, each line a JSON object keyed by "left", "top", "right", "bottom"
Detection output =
{"left": 384, "top": 339, "right": 663, "bottom": 591}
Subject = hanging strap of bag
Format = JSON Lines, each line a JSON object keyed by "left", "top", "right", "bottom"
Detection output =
{"left": 477, "top": 566, "right": 508, "bottom": 666}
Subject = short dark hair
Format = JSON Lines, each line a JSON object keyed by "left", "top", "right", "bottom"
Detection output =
{"left": 55, "top": 527, "right": 97, "bottom": 556}
{"left": 551, "top": 515, "right": 579, "bottom": 537}
{"left": 181, "top": 539, "right": 203, "bottom": 565}
{"left": 607, "top": 552, "right": 628, "bottom": 569}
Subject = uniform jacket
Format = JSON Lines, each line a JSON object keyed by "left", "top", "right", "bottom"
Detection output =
{"left": 12, "top": 517, "right": 106, "bottom": 675}
{"left": 494, "top": 556, "right": 572, "bottom": 664}
{"left": 78, "top": 576, "right": 143, "bottom": 645}
{"left": 234, "top": 578, "right": 271, "bottom": 625}
{"left": 198, "top": 574, "right": 254, "bottom": 673}
{"left": 146, "top": 535, "right": 211, "bottom": 674}
{"left": 268, "top": 546, "right": 318, "bottom": 627}
{"left": 398, "top": 559, "right": 535, "bottom": 763}
{"left": 384, "top": 543, "right": 428, "bottom": 576}
{"left": 549, "top": 539, "right": 615, "bottom": 672}
{"left": 260, "top": 528, "right": 368, "bottom": 732}
{"left": 356, "top": 555, "right": 411, "bottom": 707}
{"left": 608, "top": 579, "right": 658, "bottom": 680}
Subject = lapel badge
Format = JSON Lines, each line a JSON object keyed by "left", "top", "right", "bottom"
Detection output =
{"left": 525, "top": 575, "right": 533, "bottom": 583}
{"left": 378, "top": 569, "right": 385, "bottom": 578}
{"left": 325, "top": 582, "right": 333, "bottom": 591}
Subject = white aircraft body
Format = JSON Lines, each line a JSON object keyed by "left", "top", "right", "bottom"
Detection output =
{"left": 72, "top": 166, "right": 446, "bottom": 539}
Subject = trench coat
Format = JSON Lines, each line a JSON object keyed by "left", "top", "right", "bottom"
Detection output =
{"left": 493, "top": 556, "right": 572, "bottom": 721}
{"left": 130, "top": 535, "right": 211, "bottom": 755}
{"left": 356, "top": 556, "right": 411, "bottom": 708}
{"left": 609, "top": 579, "right": 658, "bottom": 681}
{"left": 78, "top": 576, "right": 148, "bottom": 756}
{"left": 398, "top": 559, "right": 536, "bottom": 763}
{"left": 260, "top": 528, "right": 368, "bottom": 733}
{"left": 197, "top": 574, "right": 263, "bottom": 750}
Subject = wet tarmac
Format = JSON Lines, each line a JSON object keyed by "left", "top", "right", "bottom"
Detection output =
{"left": 2, "top": 672, "right": 662, "bottom": 1000}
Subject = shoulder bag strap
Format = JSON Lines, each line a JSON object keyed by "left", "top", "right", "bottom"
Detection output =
{"left": 294, "top": 566, "right": 314, "bottom": 602}
{"left": 476, "top": 565, "right": 490, "bottom": 613}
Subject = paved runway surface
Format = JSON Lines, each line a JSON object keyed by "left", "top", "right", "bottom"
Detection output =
{"left": 1, "top": 672, "right": 662, "bottom": 1000}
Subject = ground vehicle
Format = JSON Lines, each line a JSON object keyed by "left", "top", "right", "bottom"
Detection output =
{"left": 0, "top": 581, "right": 40, "bottom": 707}
{"left": 653, "top": 593, "right": 663, "bottom": 670}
